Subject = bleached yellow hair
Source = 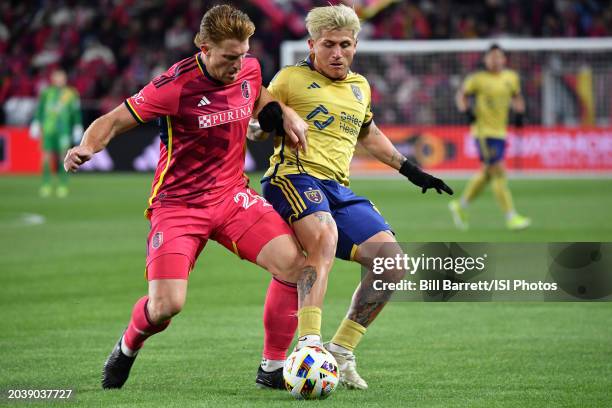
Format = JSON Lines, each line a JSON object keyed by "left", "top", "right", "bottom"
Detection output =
{"left": 305, "top": 4, "right": 361, "bottom": 40}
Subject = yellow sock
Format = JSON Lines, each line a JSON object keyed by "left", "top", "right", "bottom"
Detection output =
{"left": 462, "top": 170, "right": 489, "bottom": 203}
{"left": 297, "top": 306, "right": 321, "bottom": 337}
{"left": 330, "top": 319, "right": 367, "bottom": 352}
{"left": 491, "top": 174, "right": 514, "bottom": 214}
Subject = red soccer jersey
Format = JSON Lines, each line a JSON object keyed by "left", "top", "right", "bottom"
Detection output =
{"left": 125, "top": 53, "right": 262, "bottom": 216}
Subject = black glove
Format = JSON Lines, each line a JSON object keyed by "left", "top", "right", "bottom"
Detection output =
{"left": 513, "top": 112, "right": 524, "bottom": 128}
{"left": 399, "top": 160, "right": 454, "bottom": 195}
{"left": 464, "top": 107, "right": 476, "bottom": 124}
{"left": 258, "top": 101, "right": 285, "bottom": 135}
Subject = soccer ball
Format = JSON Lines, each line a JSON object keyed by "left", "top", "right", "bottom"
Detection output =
{"left": 283, "top": 345, "right": 339, "bottom": 400}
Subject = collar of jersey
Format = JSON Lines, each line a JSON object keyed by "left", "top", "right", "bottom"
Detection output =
{"left": 197, "top": 52, "right": 225, "bottom": 86}
{"left": 304, "top": 55, "right": 353, "bottom": 82}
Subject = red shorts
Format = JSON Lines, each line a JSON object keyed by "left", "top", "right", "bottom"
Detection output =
{"left": 145, "top": 185, "right": 293, "bottom": 280}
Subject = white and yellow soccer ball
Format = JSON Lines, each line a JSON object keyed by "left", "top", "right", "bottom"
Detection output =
{"left": 283, "top": 345, "right": 339, "bottom": 400}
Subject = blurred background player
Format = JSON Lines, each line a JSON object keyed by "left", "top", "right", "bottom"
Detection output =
{"left": 29, "top": 69, "right": 83, "bottom": 197}
{"left": 450, "top": 44, "right": 530, "bottom": 231}
{"left": 254, "top": 4, "right": 452, "bottom": 390}
{"left": 63, "top": 5, "right": 327, "bottom": 390}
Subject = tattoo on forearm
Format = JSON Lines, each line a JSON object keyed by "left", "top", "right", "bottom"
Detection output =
{"left": 390, "top": 150, "right": 406, "bottom": 167}
{"left": 297, "top": 266, "right": 317, "bottom": 299}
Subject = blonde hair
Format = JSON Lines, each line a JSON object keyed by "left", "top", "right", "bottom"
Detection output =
{"left": 194, "top": 4, "right": 255, "bottom": 48}
{"left": 305, "top": 4, "right": 361, "bottom": 39}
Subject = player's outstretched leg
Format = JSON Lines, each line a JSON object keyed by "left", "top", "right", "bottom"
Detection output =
{"left": 252, "top": 214, "right": 335, "bottom": 389}
{"left": 256, "top": 278, "right": 298, "bottom": 389}
{"left": 326, "top": 232, "right": 404, "bottom": 390}
{"left": 102, "top": 255, "right": 189, "bottom": 389}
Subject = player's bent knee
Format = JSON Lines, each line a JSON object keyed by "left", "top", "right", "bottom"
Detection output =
{"left": 297, "top": 213, "right": 338, "bottom": 262}
{"left": 147, "top": 295, "right": 185, "bottom": 323}
{"left": 257, "top": 234, "right": 305, "bottom": 283}
{"left": 312, "top": 229, "right": 338, "bottom": 265}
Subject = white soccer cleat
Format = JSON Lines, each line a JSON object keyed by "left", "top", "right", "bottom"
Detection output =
{"left": 324, "top": 342, "right": 368, "bottom": 390}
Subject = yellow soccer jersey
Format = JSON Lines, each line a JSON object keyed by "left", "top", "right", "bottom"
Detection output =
{"left": 263, "top": 59, "right": 373, "bottom": 186}
{"left": 463, "top": 69, "right": 520, "bottom": 138}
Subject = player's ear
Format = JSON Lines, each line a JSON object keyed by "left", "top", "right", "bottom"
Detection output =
{"left": 307, "top": 38, "right": 315, "bottom": 52}
{"left": 201, "top": 42, "right": 211, "bottom": 55}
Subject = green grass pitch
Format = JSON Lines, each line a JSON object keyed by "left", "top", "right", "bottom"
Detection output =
{"left": 1, "top": 174, "right": 611, "bottom": 407}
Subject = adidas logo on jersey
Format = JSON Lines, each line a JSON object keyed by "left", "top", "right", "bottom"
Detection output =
{"left": 307, "top": 82, "right": 321, "bottom": 89}
{"left": 198, "top": 95, "right": 211, "bottom": 107}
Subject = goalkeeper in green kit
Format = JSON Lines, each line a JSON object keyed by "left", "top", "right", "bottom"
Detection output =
{"left": 30, "top": 69, "right": 83, "bottom": 197}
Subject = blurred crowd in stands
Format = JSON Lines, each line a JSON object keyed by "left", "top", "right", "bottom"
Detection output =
{"left": 1, "top": 0, "right": 611, "bottom": 124}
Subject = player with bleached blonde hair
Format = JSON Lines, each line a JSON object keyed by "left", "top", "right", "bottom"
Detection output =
{"left": 253, "top": 4, "right": 453, "bottom": 390}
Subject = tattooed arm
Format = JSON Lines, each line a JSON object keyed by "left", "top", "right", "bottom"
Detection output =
{"left": 357, "top": 121, "right": 406, "bottom": 170}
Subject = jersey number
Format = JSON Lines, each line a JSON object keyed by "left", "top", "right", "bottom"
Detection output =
{"left": 234, "top": 189, "right": 272, "bottom": 209}
{"left": 307, "top": 104, "right": 335, "bottom": 130}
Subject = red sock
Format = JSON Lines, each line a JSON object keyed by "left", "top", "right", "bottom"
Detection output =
{"left": 123, "top": 296, "right": 170, "bottom": 351}
{"left": 263, "top": 278, "right": 298, "bottom": 360}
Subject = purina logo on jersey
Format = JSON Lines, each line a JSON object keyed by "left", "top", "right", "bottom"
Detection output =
{"left": 198, "top": 103, "right": 253, "bottom": 128}
{"left": 241, "top": 80, "right": 251, "bottom": 99}
{"left": 351, "top": 85, "right": 363, "bottom": 102}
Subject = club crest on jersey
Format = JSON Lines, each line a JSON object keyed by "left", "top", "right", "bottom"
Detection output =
{"left": 304, "top": 189, "right": 323, "bottom": 204}
{"left": 241, "top": 80, "right": 251, "bottom": 99}
{"left": 151, "top": 232, "right": 163, "bottom": 249}
{"left": 351, "top": 85, "right": 363, "bottom": 102}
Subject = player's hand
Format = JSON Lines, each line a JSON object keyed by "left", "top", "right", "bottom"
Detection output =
{"left": 247, "top": 118, "right": 268, "bottom": 141}
{"left": 464, "top": 108, "right": 476, "bottom": 125}
{"left": 399, "top": 160, "right": 454, "bottom": 195}
{"left": 282, "top": 106, "right": 308, "bottom": 154}
{"left": 64, "top": 145, "right": 94, "bottom": 173}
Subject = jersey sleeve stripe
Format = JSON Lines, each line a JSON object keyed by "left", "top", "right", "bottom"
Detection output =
{"left": 124, "top": 100, "right": 145, "bottom": 124}
{"left": 277, "top": 176, "right": 307, "bottom": 210}
{"left": 144, "top": 116, "right": 173, "bottom": 218}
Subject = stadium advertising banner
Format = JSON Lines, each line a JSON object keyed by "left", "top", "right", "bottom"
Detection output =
{"left": 3, "top": 125, "right": 612, "bottom": 175}
{"left": 351, "top": 126, "right": 612, "bottom": 175}
{"left": 0, "top": 127, "right": 41, "bottom": 173}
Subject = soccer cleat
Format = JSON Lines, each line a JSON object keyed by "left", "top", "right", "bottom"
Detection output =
{"left": 506, "top": 214, "right": 531, "bottom": 230}
{"left": 449, "top": 200, "right": 469, "bottom": 230}
{"left": 56, "top": 185, "right": 69, "bottom": 198}
{"left": 39, "top": 185, "right": 52, "bottom": 198}
{"left": 324, "top": 342, "right": 368, "bottom": 390}
{"left": 102, "top": 336, "right": 137, "bottom": 389}
{"left": 255, "top": 366, "right": 285, "bottom": 390}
